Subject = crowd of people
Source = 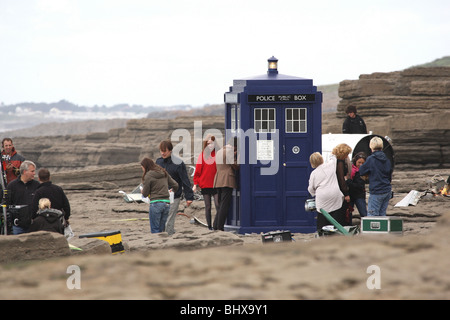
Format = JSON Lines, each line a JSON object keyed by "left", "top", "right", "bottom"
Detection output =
{"left": 1, "top": 138, "right": 71, "bottom": 235}
{"left": 307, "top": 105, "right": 393, "bottom": 233}
{"left": 1, "top": 106, "right": 391, "bottom": 237}
{"left": 308, "top": 136, "right": 393, "bottom": 234}
{"left": 141, "top": 136, "right": 238, "bottom": 233}
{"left": 141, "top": 105, "right": 388, "bottom": 236}
{"left": 0, "top": 133, "right": 239, "bottom": 237}
{"left": 0, "top": 132, "right": 246, "bottom": 239}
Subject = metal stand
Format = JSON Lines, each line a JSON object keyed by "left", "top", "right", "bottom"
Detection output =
{"left": 319, "top": 208, "right": 350, "bottom": 236}
{"left": 0, "top": 157, "right": 8, "bottom": 235}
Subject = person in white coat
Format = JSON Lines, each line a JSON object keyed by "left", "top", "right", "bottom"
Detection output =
{"left": 308, "top": 152, "right": 344, "bottom": 234}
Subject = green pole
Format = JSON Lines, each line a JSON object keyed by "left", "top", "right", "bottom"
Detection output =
{"left": 319, "top": 208, "right": 350, "bottom": 236}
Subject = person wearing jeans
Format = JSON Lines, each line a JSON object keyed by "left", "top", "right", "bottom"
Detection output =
{"left": 367, "top": 192, "right": 391, "bottom": 216}
{"left": 347, "top": 152, "right": 368, "bottom": 217}
{"left": 358, "top": 137, "right": 393, "bottom": 216}
{"left": 140, "top": 158, "right": 178, "bottom": 233}
{"left": 149, "top": 201, "right": 170, "bottom": 234}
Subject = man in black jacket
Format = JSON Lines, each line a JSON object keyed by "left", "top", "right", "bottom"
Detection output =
{"left": 31, "top": 168, "right": 71, "bottom": 223}
{"left": 7, "top": 160, "right": 40, "bottom": 234}
{"left": 342, "top": 105, "right": 367, "bottom": 134}
{"left": 156, "top": 140, "right": 194, "bottom": 235}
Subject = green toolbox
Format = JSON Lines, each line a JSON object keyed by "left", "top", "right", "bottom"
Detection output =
{"left": 361, "top": 216, "right": 403, "bottom": 235}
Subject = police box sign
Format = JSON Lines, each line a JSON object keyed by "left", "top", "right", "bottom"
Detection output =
{"left": 248, "top": 94, "right": 315, "bottom": 103}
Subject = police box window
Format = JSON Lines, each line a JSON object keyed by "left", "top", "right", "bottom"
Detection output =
{"left": 254, "top": 108, "right": 276, "bottom": 133}
{"left": 286, "top": 108, "right": 307, "bottom": 133}
{"left": 230, "top": 105, "right": 240, "bottom": 133}
{"left": 231, "top": 105, "right": 236, "bottom": 133}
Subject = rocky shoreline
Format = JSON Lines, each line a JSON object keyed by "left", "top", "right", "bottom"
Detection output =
{"left": 1, "top": 65, "right": 449, "bottom": 299}
{"left": 0, "top": 164, "right": 449, "bottom": 299}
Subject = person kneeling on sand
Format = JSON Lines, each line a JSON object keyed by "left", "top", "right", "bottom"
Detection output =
{"left": 29, "top": 198, "right": 64, "bottom": 234}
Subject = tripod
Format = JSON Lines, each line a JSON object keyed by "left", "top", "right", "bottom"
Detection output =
{"left": 0, "top": 157, "right": 8, "bottom": 235}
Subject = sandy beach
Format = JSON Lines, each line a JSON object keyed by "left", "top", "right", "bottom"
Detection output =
{"left": 0, "top": 167, "right": 449, "bottom": 300}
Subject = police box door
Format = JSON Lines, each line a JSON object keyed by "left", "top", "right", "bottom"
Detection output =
{"left": 250, "top": 105, "right": 315, "bottom": 231}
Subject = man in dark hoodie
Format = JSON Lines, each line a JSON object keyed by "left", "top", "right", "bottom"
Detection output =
{"left": 358, "top": 137, "right": 392, "bottom": 216}
{"left": 342, "top": 105, "right": 367, "bottom": 134}
{"left": 156, "top": 140, "right": 194, "bottom": 235}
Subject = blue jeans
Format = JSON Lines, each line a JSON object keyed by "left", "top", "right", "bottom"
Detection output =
{"left": 149, "top": 201, "right": 170, "bottom": 233}
{"left": 13, "top": 225, "right": 27, "bottom": 235}
{"left": 367, "top": 192, "right": 391, "bottom": 216}
{"left": 352, "top": 198, "right": 367, "bottom": 217}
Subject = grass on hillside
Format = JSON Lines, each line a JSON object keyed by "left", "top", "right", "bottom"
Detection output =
{"left": 410, "top": 56, "right": 450, "bottom": 68}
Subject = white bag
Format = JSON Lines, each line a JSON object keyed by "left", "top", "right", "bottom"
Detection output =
{"left": 64, "top": 224, "right": 74, "bottom": 240}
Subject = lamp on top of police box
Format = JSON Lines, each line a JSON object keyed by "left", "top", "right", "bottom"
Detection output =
{"left": 267, "top": 56, "right": 278, "bottom": 75}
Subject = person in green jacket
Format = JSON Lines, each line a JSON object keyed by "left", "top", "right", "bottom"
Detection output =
{"left": 141, "top": 158, "right": 178, "bottom": 233}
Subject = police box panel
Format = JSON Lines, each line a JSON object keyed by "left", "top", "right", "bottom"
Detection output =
{"left": 247, "top": 104, "right": 316, "bottom": 229}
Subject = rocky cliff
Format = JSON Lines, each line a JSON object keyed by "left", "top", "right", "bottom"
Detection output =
{"left": 337, "top": 67, "right": 450, "bottom": 116}
{"left": 14, "top": 116, "right": 225, "bottom": 175}
{"left": 334, "top": 67, "right": 450, "bottom": 170}
{"left": 11, "top": 67, "right": 450, "bottom": 177}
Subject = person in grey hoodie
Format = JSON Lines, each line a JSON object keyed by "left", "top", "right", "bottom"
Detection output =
{"left": 358, "top": 137, "right": 392, "bottom": 216}
{"left": 140, "top": 158, "right": 178, "bottom": 233}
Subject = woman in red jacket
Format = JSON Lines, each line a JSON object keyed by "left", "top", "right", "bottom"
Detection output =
{"left": 193, "top": 135, "right": 219, "bottom": 230}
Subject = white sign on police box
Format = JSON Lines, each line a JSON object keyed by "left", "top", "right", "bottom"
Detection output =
{"left": 256, "top": 140, "right": 274, "bottom": 161}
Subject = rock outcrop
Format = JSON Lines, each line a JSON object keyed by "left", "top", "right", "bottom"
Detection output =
{"left": 0, "top": 231, "right": 71, "bottom": 263}
{"left": 10, "top": 67, "right": 450, "bottom": 172}
{"left": 338, "top": 67, "right": 450, "bottom": 116}
{"left": 14, "top": 116, "right": 225, "bottom": 173}
{"left": 336, "top": 67, "right": 450, "bottom": 170}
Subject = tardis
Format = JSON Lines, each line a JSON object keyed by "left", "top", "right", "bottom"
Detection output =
{"left": 223, "top": 57, "right": 322, "bottom": 234}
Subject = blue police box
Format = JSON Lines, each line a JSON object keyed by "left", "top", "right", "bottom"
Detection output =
{"left": 223, "top": 57, "right": 322, "bottom": 234}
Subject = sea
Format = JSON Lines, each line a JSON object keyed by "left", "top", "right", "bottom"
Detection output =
{"left": 0, "top": 109, "right": 149, "bottom": 134}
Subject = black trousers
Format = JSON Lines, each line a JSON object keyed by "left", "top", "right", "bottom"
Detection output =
{"left": 203, "top": 193, "right": 219, "bottom": 228}
{"left": 213, "top": 187, "right": 233, "bottom": 231}
{"left": 316, "top": 206, "right": 345, "bottom": 232}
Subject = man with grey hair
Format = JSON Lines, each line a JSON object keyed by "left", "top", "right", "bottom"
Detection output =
{"left": 7, "top": 160, "right": 40, "bottom": 234}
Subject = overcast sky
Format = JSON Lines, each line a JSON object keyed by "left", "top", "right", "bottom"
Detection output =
{"left": 1, "top": 0, "right": 449, "bottom": 107}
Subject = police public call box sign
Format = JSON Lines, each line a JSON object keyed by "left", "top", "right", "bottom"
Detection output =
{"left": 248, "top": 94, "right": 315, "bottom": 103}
